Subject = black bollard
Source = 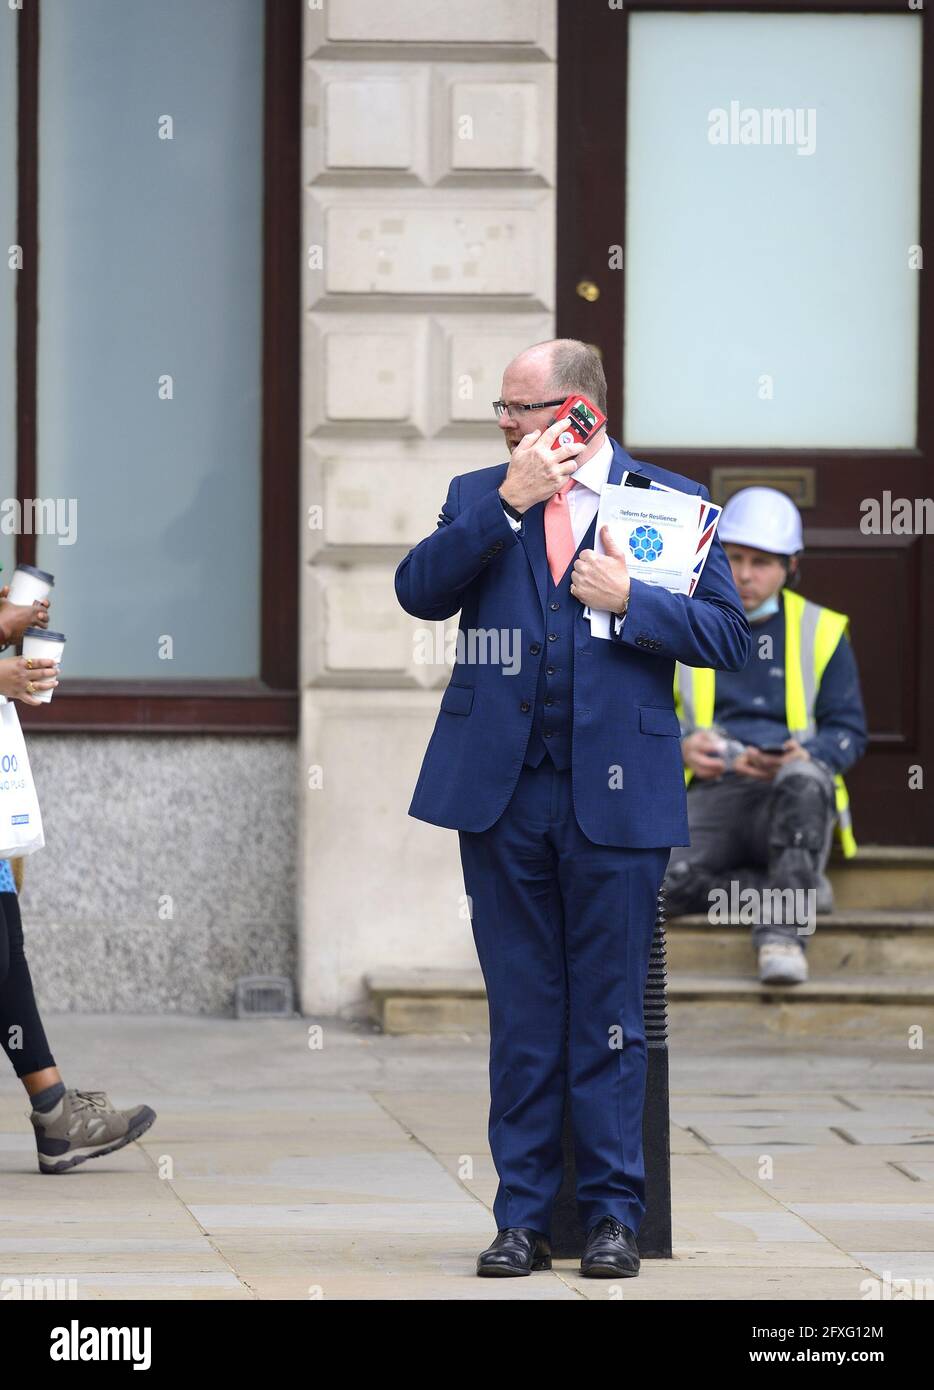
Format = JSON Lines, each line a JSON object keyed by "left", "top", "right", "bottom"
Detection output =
{"left": 551, "top": 886, "right": 672, "bottom": 1259}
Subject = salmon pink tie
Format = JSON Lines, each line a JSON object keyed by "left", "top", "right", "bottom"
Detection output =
{"left": 544, "top": 478, "right": 578, "bottom": 584}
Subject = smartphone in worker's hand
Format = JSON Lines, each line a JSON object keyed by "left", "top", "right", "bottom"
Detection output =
{"left": 754, "top": 743, "right": 787, "bottom": 756}
{"left": 549, "top": 393, "right": 607, "bottom": 451}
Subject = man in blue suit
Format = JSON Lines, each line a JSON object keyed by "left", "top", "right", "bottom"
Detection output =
{"left": 395, "top": 340, "right": 750, "bottom": 1278}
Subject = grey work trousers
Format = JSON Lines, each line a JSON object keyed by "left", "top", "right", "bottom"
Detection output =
{"left": 663, "top": 759, "right": 838, "bottom": 948}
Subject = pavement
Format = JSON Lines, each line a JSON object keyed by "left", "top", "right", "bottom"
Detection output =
{"left": 1, "top": 1013, "right": 932, "bottom": 1301}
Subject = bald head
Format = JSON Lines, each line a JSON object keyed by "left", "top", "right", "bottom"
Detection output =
{"left": 505, "top": 340, "right": 558, "bottom": 384}
{"left": 503, "top": 338, "right": 607, "bottom": 413}
{"left": 497, "top": 338, "right": 608, "bottom": 455}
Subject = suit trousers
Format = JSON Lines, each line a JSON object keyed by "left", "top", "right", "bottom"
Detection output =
{"left": 457, "top": 757, "right": 670, "bottom": 1239}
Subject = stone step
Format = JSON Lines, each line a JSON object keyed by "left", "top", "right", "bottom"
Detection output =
{"left": 826, "top": 846, "right": 934, "bottom": 910}
{"left": 366, "top": 937, "right": 934, "bottom": 1035}
{"left": 668, "top": 972, "right": 934, "bottom": 1040}
{"left": 667, "top": 910, "right": 934, "bottom": 974}
{"left": 365, "top": 847, "right": 934, "bottom": 1036}
{"left": 670, "top": 971, "right": 934, "bottom": 1005}
{"left": 366, "top": 968, "right": 487, "bottom": 1035}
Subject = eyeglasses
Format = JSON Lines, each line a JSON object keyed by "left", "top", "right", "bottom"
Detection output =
{"left": 492, "top": 398, "right": 567, "bottom": 420}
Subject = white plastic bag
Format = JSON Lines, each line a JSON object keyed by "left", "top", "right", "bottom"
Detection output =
{"left": 0, "top": 696, "right": 44, "bottom": 857}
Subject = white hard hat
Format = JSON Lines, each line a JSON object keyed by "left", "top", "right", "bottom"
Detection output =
{"left": 718, "top": 486, "right": 804, "bottom": 555}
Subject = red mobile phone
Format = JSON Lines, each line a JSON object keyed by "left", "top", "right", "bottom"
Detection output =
{"left": 549, "top": 393, "right": 607, "bottom": 450}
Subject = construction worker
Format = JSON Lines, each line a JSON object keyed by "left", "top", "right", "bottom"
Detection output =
{"left": 663, "top": 486, "right": 867, "bottom": 985}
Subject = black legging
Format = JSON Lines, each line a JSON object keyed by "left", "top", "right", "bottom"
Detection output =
{"left": 0, "top": 891, "right": 55, "bottom": 1078}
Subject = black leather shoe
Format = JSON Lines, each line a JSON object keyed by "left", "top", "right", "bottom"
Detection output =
{"left": 580, "top": 1216, "right": 640, "bottom": 1277}
{"left": 476, "top": 1227, "right": 552, "bottom": 1276}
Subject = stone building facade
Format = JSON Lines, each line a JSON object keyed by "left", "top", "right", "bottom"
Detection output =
{"left": 300, "top": 0, "right": 558, "bottom": 1015}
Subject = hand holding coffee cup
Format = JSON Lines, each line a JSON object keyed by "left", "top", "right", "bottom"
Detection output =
{"left": 0, "top": 565, "right": 53, "bottom": 645}
{"left": 21, "top": 628, "right": 65, "bottom": 704}
{"left": 7, "top": 564, "right": 54, "bottom": 608}
{"left": 0, "top": 655, "right": 59, "bottom": 704}
{"left": 0, "top": 591, "right": 50, "bottom": 643}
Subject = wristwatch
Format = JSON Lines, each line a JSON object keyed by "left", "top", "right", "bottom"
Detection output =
{"left": 498, "top": 490, "right": 524, "bottom": 522}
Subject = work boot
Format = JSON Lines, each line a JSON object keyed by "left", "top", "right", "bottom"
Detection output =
{"left": 758, "top": 939, "right": 808, "bottom": 985}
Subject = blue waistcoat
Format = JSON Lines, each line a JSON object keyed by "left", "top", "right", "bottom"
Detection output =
{"left": 523, "top": 511, "right": 600, "bottom": 771}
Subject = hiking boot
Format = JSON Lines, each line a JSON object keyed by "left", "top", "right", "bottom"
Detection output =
{"left": 29, "top": 1088, "right": 156, "bottom": 1174}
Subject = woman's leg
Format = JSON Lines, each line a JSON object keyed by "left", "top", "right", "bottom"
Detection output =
{"left": 0, "top": 885, "right": 156, "bottom": 1172}
{"left": 0, "top": 890, "right": 58, "bottom": 1085}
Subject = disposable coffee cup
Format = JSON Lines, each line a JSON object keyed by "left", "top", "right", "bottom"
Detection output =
{"left": 21, "top": 627, "right": 65, "bottom": 704}
{"left": 7, "top": 564, "right": 54, "bottom": 607}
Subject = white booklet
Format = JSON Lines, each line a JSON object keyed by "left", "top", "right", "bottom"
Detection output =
{"left": 584, "top": 472, "right": 722, "bottom": 640}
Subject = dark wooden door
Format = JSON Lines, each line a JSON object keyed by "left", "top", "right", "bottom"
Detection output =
{"left": 556, "top": 0, "right": 934, "bottom": 847}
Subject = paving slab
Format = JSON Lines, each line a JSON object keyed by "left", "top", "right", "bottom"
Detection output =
{"left": 1, "top": 1013, "right": 932, "bottom": 1300}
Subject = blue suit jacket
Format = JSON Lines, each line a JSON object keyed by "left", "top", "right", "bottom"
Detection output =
{"left": 394, "top": 437, "right": 751, "bottom": 848}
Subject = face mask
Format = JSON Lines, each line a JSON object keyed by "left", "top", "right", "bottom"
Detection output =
{"left": 745, "top": 592, "right": 781, "bottom": 621}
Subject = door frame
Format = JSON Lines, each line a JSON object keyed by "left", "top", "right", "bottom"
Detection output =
{"left": 556, "top": 0, "right": 933, "bottom": 845}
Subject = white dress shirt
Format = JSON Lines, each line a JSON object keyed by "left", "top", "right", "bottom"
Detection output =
{"left": 500, "top": 434, "right": 627, "bottom": 633}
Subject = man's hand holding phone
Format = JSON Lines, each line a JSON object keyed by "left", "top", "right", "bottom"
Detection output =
{"left": 733, "top": 738, "right": 811, "bottom": 781}
{"left": 498, "top": 417, "right": 586, "bottom": 515}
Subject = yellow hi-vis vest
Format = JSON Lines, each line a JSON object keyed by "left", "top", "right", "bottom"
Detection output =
{"left": 672, "top": 588, "right": 857, "bottom": 858}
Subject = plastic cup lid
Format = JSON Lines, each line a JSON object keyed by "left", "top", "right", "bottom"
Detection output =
{"left": 13, "top": 564, "right": 55, "bottom": 585}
